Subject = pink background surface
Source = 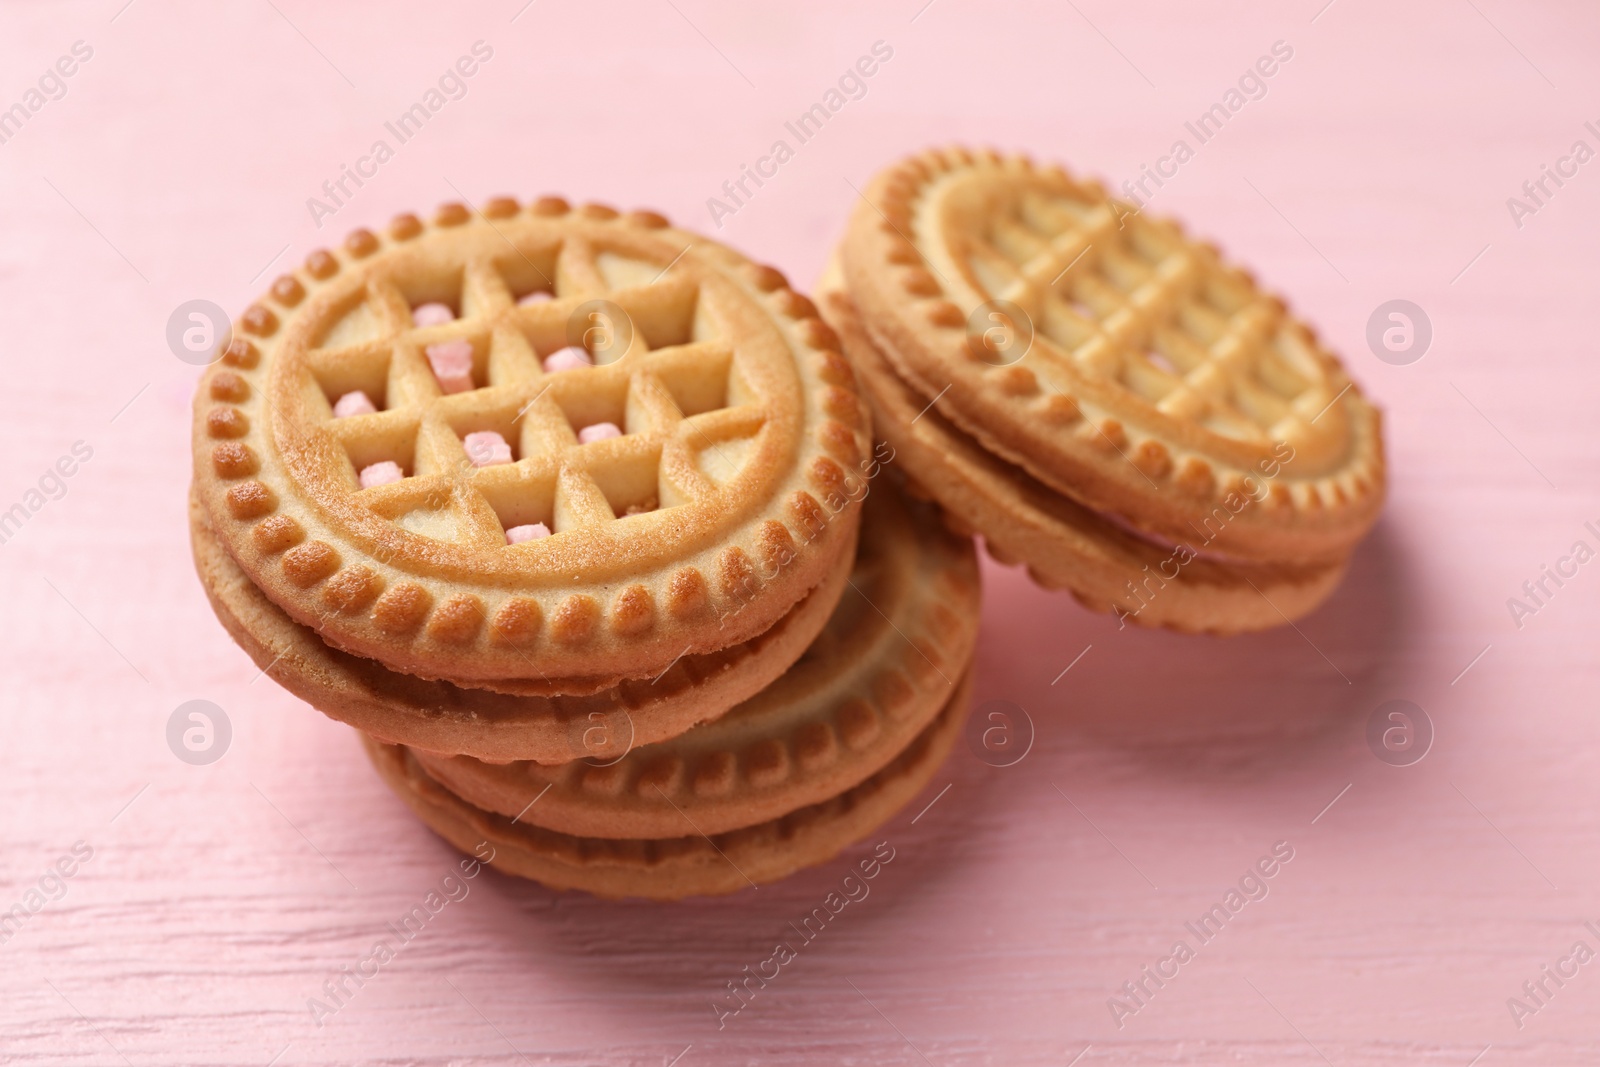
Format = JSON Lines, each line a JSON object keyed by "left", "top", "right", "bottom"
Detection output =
{"left": 3, "top": 1, "right": 1599, "bottom": 1064}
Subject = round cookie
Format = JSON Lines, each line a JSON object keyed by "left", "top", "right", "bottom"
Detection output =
{"left": 411, "top": 480, "right": 981, "bottom": 837}
{"left": 191, "top": 490, "right": 855, "bottom": 763}
{"left": 819, "top": 277, "right": 1345, "bottom": 633}
{"left": 837, "top": 147, "right": 1384, "bottom": 566}
{"left": 192, "top": 197, "right": 871, "bottom": 685}
{"left": 362, "top": 668, "right": 972, "bottom": 900}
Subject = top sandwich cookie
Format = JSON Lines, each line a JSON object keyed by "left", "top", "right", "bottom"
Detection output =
{"left": 191, "top": 198, "right": 871, "bottom": 684}
{"left": 836, "top": 147, "right": 1384, "bottom": 567}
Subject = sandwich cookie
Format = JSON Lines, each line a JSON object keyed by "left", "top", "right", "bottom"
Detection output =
{"left": 410, "top": 480, "right": 981, "bottom": 838}
{"left": 191, "top": 490, "right": 855, "bottom": 763}
{"left": 820, "top": 274, "right": 1346, "bottom": 633}
{"left": 824, "top": 146, "right": 1385, "bottom": 629}
{"left": 362, "top": 668, "right": 972, "bottom": 900}
{"left": 192, "top": 197, "right": 871, "bottom": 685}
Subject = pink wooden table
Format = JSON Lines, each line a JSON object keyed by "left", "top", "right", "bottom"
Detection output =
{"left": 3, "top": 1, "right": 1598, "bottom": 1063}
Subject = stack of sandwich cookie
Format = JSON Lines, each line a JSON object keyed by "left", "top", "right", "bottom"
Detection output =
{"left": 820, "top": 147, "right": 1386, "bottom": 633}
{"left": 190, "top": 198, "right": 979, "bottom": 897}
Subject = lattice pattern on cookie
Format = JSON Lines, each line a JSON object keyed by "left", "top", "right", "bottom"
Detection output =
{"left": 307, "top": 253, "right": 748, "bottom": 548}
{"left": 841, "top": 146, "right": 1385, "bottom": 564}
{"left": 960, "top": 185, "right": 1327, "bottom": 449}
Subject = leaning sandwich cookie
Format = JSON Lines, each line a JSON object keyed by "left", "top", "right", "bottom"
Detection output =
{"left": 362, "top": 669, "right": 972, "bottom": 901}
{"left": 821, "top": 146, "right": 1385, "bottom": 632}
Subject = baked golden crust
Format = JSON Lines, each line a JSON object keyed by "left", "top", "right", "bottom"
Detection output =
{"left": 838, "top": 146, "right": 1384, "bottom": 566}
{"left": 191, "top": 489, "right": 856, "bottom": 763}
{"left": 820, "top": 284, "right": 1346, "bottom": 633}
{"left": 411, "top": 481, "right": 980, "bottom": 838}
{"left": 362, "top": 669, "right": 971, "bottom": 900}
{"left": 192, "top": 199, "right": 871, "bottom": 683}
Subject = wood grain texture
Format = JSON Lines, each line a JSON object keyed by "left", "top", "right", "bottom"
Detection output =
{"left": 2, "top": 1, "right": 1599, "bottom": 1063}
